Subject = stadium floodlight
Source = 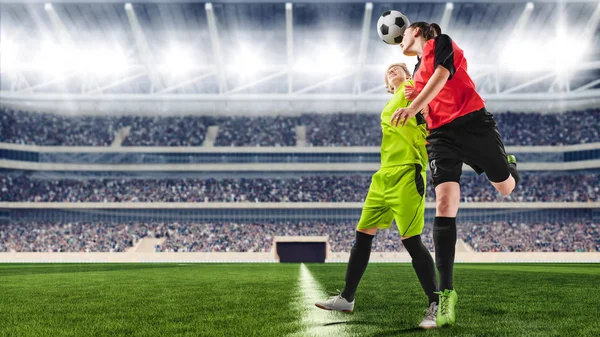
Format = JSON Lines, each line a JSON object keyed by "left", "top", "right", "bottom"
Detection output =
{"left": 552, "top": 31, "right": 589, "bottom": 74}
{"left": 0, "top": 39, "right": 17, "bottom": 71}
{"left": 44, "top": 3, "right": 52, "bottom": 11}
{"left": 36, "top": 40, "right": 77, "bottom": 76}
{"left": 81, "top": 48, "right": 130, "bottom": 76}
{"left": 501, "top": 31, "right": 589, "bottom": 74}
{"left": 526, "top": 2, "right": 534, "bottom": 11}
{"left": 294, "top": 46, "right": 349, "bottom": 74}
{"left": 440, "top": 3, "right": 454, "bottom": 31}
{"left": 162, "top": 46, "right": 194, "bottom": 75}
{"left": 500, "top": 39, "right": 546, "bottom": 72}
{"left": 124, "top": 3, "right": 133, "bottom": 11}
{"left": 227, "top": 45, "right": 264, "bottom": 75}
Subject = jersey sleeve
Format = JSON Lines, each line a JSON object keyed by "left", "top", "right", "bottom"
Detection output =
{"left": 433, "top": 34, "right": 456, "bottom": 80}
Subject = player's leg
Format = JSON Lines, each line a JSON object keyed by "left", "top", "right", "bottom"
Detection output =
{"left": 316, "top": 171, "right": 393, "bottom": 312}
{"left": 388, "top": 164, "right": 438, "bottom": 329}
{"left": 315, "top": 226, "right": 381, "bottom": 313}
{"left": 490, "top": 155, "right": 519, "bottom": 196}
{"left": 432, "top": 181, "right": 460, "bottom": 327}
{"left": 427, "top": 148, "right": 463, "bottom": 327}
{"left": 463, "top": 108, "right": 520, "bottom": 196}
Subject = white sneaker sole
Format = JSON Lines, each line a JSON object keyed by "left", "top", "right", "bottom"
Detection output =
{"left": 418, "top": 322, "right": 437, "bottom": 329}
{"left": 314, "top": 303, "right": 353, "bottom": 313}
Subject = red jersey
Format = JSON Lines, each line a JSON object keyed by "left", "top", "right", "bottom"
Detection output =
{"left": 413, "top": 34, "right": 485, "bottom": 130}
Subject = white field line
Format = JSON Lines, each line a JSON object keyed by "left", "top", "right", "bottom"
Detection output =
{"left": 290, "top": 263, "right": 351, "bottom": 337}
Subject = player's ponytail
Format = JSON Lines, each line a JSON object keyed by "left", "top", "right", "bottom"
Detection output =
{"left": 429, "top": 23, "right": 442, "bottom": 38}
{"left": 409, "top": 21, "right": 441, "bottom": 40}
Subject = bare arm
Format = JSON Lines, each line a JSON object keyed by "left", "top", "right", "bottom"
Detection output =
{"left": 391, "top": 65, "right": 450, "bottom": 127}
{"left": 409, "top": 65, "right": 449, "bottom": 112}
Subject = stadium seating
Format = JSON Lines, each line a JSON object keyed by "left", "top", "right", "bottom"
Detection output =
{"left": 2, "top": 173, "right": 598, "bottom": 203}
{"left": 1, "top": 221, "right": 597, "bottom": 253}
{"left": 2, "top": 108, "right": 599, "bottom": 147}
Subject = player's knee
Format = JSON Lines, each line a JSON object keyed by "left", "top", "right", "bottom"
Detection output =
{"left": 497, "top": 185, "right": 513, "bottom": 197}
{"left": 493, "top": 177, "right": 515, "bottom": 196}
{"left": 436, "top": 194, "right": 458, "bottom": 215}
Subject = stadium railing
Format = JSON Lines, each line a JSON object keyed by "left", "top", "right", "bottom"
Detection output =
{"left": 2, "top": 142, "right": 600, "bottom": 165}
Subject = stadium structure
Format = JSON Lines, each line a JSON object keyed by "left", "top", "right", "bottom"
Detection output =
{"left": 1, "top": 0, "right": 599, "bottom": 264}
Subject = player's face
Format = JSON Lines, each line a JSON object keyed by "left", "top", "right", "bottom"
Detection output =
{"left": 400, "top": 27, "right": 419, "bottom": 56}
{"left": 387, "top": 66, "right": 406, "bottom": 88}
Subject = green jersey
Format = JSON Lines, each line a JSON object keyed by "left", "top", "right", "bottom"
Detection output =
{"left": 379, "top": 80, "right": 428, "bottom": 168}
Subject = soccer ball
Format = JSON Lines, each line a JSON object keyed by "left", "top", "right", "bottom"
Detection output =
{"left": 377, "top": 10, "right": 410, "bottom": 45}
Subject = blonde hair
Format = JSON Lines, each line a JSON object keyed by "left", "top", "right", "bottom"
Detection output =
{"left": 384, "top": 63, "right": 412, "bottom": 94}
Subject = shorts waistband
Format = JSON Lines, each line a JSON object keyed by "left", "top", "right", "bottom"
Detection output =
{"left": 435, "top": 107, "right": 488, "bottom": 129}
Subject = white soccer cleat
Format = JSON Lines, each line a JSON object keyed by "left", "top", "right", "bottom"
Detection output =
{"left": 315, "top": 294, "right": 354, "bottom": 313}
{"left": 418, "top": 302, "right": 438, "bottom": 329}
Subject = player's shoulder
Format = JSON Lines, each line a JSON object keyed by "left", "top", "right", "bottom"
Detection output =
{"left": 433, "top": 34, "right": 453, "bottom": 46}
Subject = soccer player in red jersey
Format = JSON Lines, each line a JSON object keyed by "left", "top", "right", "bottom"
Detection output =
{"left": 391, "top": 22, "right": 521, "bottom": 327}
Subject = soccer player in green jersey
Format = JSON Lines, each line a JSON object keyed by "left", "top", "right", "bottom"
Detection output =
{"left": 315, "top": 63, "right": 439, "bottom": 329}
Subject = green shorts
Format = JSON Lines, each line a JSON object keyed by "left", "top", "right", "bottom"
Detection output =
{"left": 357, "top": 164, "right": 426, "bottom": 237}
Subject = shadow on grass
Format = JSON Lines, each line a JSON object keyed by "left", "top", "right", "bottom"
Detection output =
{"left": 368, "top": 327, "right": 427, "bottom": 336}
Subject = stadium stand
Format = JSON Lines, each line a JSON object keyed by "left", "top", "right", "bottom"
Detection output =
{"left": 120, "top": 116, "right": 215, "bottom": 147}
{"left": 1, "top": 221, "right": 597, "bottom": 253}
{"left": 2, "top": 108, "right": 600, "bottom": 147}
{"left": 2, "top": 173, "right": 598, "bottom": 203}
{"left": 214, "top": 116, "right": 299, "bottom": 147}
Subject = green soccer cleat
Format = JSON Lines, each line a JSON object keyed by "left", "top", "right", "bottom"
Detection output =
{"left": 507, "top": 155, "right": 520, "bottom": 185}
{"left": 436, "top": 289, "right": 458, "bottom": 327}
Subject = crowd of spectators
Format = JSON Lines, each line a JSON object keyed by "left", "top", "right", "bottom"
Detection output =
{"left": 3, "top": 108, "right": 599, "bottom": 147}
{"left": 214, "top": 116, "right": 298, "bottom": 147}
{"left": 1, "top": 220, "right": 597, "bottom": 253}
{"left": 1, "top": 108, "right": 120, "bottom": 146}
{"left": 2, "top": 173, "right": 598, "bottom": 203}
{"left": 0, "top": 222, "right": 143, "bottom": 252}
{"left": 121, "top": 116, "right": 215, "bottom": 146}
{"left": 301, "top": 113, "right": 381, "bottom": 146}
{"left": 462, "top": 221, "right": 599, "bottom": 252}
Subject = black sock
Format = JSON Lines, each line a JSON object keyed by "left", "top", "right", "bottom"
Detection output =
{"left": 341, "top": 231, "right": 374, "bottom": 302}
{"left": 433, "top": 217, "right": 457, "bottom": 291}
{"left": 509, "top": 163, "right": 520, "bottom": 186}
{"left": 403, "top": 235, "right": 438, "bottom": 305}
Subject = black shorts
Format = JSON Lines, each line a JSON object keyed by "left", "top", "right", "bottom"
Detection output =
{"left": 426, "top": 107, "right": 510, "bottom": 187}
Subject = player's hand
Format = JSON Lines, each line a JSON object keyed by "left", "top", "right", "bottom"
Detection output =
{"left": 391, "top": 106, "right": 419, "bottom": 127}
{"left": 421, "top": 105, "right": 430, "bottom": 119}
{"left": 404, "top": 84, "right": 418, "bottom": 100}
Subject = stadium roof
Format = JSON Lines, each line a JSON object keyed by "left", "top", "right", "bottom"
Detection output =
{"left": 1, "top": 1, "right": 599, "bottom": 114}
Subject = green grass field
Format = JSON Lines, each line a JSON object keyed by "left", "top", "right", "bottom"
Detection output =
{"left": 1, "top": 263, "right": 599, "bottom": 337}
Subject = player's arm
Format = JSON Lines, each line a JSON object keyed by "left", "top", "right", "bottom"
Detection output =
{"left": 392, "top": 34, "right": 456, "bottom": 126}
{"left": 408, "top": 66, "right": 449, "bottom": 113}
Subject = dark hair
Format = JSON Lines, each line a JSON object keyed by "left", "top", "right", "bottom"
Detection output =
{"left": 408, "top": 22, "right": 442, "bottom": 40}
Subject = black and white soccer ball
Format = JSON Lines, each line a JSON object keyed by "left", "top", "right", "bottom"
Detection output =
{"left": 377, "top": 10, "right": 410, "bottom": 45}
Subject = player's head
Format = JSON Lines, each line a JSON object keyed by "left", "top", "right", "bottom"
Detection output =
{"left": 401, "top": 22, "right": 442, "bottom": 56}
{"left": 385, "top": 63, "right": 412, "bottom": 94}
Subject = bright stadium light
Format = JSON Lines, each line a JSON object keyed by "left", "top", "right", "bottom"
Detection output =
{"left": 228, "top": 46, "right": 264, "bottom": 75}
{"left": 79, "top": 48, "right": 130, "bottom": 76}
{"left": 500, "top": 38, "right": 550, "bottom": 72}
{"left": 501, "top": 31, "right": 589, "bottom": 73}
{"left": 0, "top": 38, "right": 18, "bottom": 72}
{"left": 124, "top": 3, "right": 133, "bottom": 11}
{"left": 44, "top": 3, "right": 53, "bottom": 11}
{"left": 162, "top": 46, "right": 194, "bottom": 75}
{"left": 294, "top": 46, "right": 349, "bottom": 73}
{"left": 35, "top": 40, "right": 78, "bottom": 75}
{"left": 552, "top": 30, "right": 589, "bottom": 73}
